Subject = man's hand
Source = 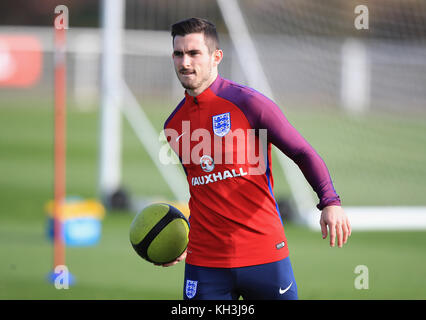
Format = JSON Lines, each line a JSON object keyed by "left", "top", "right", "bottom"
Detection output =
{"left": 320, "top": 206, "right": 351, "bottom": 248}
{"left": 154, "top": 249, "right": 187, "bottom": 267}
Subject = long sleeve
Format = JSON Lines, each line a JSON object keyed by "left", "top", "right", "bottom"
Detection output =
{"left": 244, "top": 92, "right": 341, "bottom": 210}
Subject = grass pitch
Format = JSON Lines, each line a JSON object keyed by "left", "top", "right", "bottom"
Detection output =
{"left": 0, "top": 99, "right": 425, "bottom": 299}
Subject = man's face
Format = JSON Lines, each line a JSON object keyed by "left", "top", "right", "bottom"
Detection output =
{"left": 172, "top": 33, "right": 220, "bottom": 94}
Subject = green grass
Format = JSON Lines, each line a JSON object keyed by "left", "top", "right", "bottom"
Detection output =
{"left": 1, "top": 98, "right": 426, "bottom": 299}
{"left": 286, "top": 224, "right": 426, "bottom": 299}
{"left": 0, "top": 216, "right": 185, "bottom": 299}
{"left": 1, "top": 216, "right": 425, "bottom": 299}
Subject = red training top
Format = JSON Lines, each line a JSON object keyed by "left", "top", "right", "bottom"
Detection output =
{"left": 164, "top": 75, "right": 341, "bottom": 268}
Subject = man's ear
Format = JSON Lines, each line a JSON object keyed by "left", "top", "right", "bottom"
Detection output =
{"left": 213, "top": 49, "right": 223, "bottom": 66}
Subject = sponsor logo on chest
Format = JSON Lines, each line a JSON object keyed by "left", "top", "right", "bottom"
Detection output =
{"left": 191, "top": 167, "right": 248, "bottom": 186}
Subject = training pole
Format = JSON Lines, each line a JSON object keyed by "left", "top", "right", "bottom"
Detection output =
{"left": 53, "top": 24, "right": 67, "bottom": 272}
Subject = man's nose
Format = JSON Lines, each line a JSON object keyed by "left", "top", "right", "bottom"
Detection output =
{"left": 181, "top": 54, "right": 191, "bottom": 67}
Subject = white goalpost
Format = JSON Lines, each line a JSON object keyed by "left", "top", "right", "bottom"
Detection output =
{"left": 99, "top": 0, "right": 189, "bottom": 207}
{"left": 216, "top": 0, "right": 317, "bottom": 224}
{"left": 98, "top": 0, "right": 124, "bottom": 206}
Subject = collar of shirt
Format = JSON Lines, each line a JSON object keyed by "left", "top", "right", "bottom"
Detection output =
{"left": 184, "top": 75, "right": 223, "bottom": 104}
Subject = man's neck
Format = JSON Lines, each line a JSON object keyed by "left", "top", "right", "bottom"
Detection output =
{"left": 186, "top": 72, "right": 218, "bottom": 97}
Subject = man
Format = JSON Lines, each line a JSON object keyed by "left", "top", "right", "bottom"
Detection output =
{"left": 161, "top": 18, "right": 351, "bottom": 300}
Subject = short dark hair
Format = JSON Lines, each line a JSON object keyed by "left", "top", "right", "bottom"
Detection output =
{"left": 171, "top": 17, "right": 219, "bottom": 53}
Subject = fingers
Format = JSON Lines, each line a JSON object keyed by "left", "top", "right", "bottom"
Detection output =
{"left": 341, "top": 215, "right": 352, "bottom": 246}
{"left": 320, "top": 219, "right": 347, "bottom": 248}
{"left": 154, "top": 249, "right": 187, "bottom": 267}
{"left": 320, "top": 218, "right": 328, "bottom": 239}
{"left": 154, "top": 259, "right": 178, "bottom": 267}
{"left": 162, "top": 260, "right": 179, "bottom": 267}
{"left": 327, "top": 220, "right": 351, "bottom": 248}
{"left": 336, "top": 222, "right": 343, "bottom": 248}
{"left": 342, "top": 220, "right": 349, "bottom": 245}
{"left": 321, "top": 206, "right": 352, "bottom": 248}
{"left": 329, "top": 222, "right": 336, "bottom": 247}
{"left": 347, "top": 216, "right": 352, "bottom": 238}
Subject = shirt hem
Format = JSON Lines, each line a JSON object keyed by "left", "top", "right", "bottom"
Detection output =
{"left": 185, "top": 251, "right": 289, "bottom": 268}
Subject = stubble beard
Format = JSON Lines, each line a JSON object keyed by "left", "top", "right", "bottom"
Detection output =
{"left": 177, "top": 66, "right": 213, "bottom": 92}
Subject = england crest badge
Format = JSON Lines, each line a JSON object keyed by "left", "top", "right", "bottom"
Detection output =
{"left": 185, "top": 280, "right": 198, "bottom": 299}
{"left": 212, "top": 112, "right": 231, "bottom": 137}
